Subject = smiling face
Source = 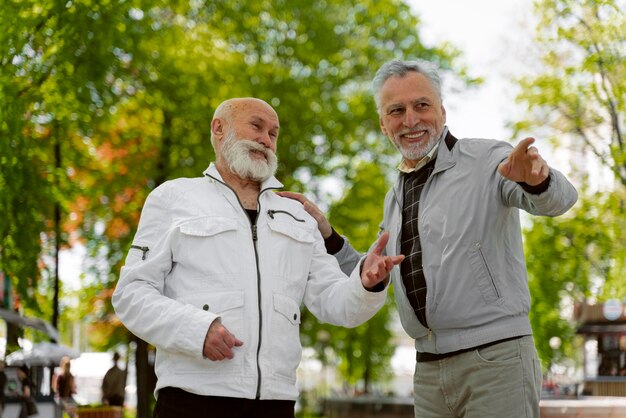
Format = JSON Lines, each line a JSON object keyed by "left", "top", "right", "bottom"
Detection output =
{"left": 212, "top": 98, "right": 280, "bottom": 181}
{"left": 379, "top": 72, "right": 446, "bottom": 167}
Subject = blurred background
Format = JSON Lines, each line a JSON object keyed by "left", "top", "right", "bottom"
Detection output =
{"left": 1, "top": 0, "right": 625, "bottom": 417}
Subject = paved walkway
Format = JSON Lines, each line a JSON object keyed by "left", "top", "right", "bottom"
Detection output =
{"left": 540, "top": 397, "right": 626, "bottom": 417}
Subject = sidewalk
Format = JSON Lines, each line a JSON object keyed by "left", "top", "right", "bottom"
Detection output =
{"left": 540, "top": 397, "right": 626, "bottom": 418}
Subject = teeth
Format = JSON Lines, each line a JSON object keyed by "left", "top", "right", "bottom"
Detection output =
{"left": 404, "top": 132, "right": 424, "bottom": 139}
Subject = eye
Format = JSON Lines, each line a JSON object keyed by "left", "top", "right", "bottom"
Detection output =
{"left": 415, "top": 102, "right": 431, "bottom": 111}
{"left": 388, "top": 107, "right": 403, "bottom": 115}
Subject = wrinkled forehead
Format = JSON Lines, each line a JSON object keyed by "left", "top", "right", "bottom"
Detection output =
{"left": 380, "top": 73, "right": 440, "bottom": 107}
{"left": 232, "top": 99, "right": 279, "bottom": 126}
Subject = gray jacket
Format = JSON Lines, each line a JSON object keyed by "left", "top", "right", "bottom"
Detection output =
{"left": 335, "top": 130, "right": 578, "bottom": 354}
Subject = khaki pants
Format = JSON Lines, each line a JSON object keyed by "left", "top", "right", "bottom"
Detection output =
{"left": 413, "top": 335, "right": 542, "bottom": 418}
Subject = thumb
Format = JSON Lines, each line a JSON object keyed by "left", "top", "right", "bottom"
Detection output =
{"left": 389, "top": 254, "right": 405, "bottom": 266}
{"left": 234, "top": 337, "right": 244, "bottom": 347}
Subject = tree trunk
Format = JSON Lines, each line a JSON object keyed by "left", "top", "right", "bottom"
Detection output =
{"left": 135, "top": 337, "right": 156, "bottom": 418}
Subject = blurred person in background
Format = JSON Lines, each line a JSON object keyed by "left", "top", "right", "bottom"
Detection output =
{"left": 101, "top": 352, "right": 126, "bottom": 407}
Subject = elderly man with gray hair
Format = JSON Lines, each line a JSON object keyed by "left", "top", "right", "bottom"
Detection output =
{"left": 281, "top": 59, "right": 578, "bottom": 417}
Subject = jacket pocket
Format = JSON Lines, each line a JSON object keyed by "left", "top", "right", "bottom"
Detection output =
{"left": 179, "top": 217, "right": 238, "bottom": 237}
{"left": 174, "top": 290, "right": 246, "bottom": 376}
{"left": 266, "top": 219, "right": 315, "bottom": 244}
{"left": 175, "top": 217, "right": 244, "bottom": 280}
{"left": 467, "top": 242, "right": 502, "bottom": 305}
{"left": 270, "top": 293, "right": 302, "bottom": 383}
{"left": 264, "top": 219, "right": 315, "bottom": 291}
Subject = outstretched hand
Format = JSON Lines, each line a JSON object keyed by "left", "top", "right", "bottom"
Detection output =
{"left": 276, "top": 191, "right": 332, "bottom": 238}
{"left": 203, "top": 320, "right": 243, "bottom": 361}
{"left": 361, "top": 231, "right": 405, "bottom": 289}
{"left": 497, "top": 137, "right": 549, "bottom": 186}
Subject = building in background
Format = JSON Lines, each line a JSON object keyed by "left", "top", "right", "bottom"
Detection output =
{"left": 575, "top": 300, "right": 626, "bottom": 397}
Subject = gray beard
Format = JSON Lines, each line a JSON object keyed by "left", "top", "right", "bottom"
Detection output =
{"left": 221, "top": 131, "right": 278, "bottom": 182}
{"left": 394, "top": 125, "right": 440, "bottom": 161}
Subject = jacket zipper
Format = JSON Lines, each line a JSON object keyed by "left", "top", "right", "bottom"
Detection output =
{"left": 267, "top": 209, "right": 305, "bottom": 222}
{"left": 206, "top": 173, "right": 276, "bottom": 399}
{"left": 129, "top": 245, "right": 149, "bottom": 260}
{"left": 475, "top": 243, "right": 501, "bottom": 299}
{"left": 251, "top": 220, "right": 263, "bottom": 399}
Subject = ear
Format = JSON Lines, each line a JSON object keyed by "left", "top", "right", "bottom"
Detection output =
{"left": 380, "top": 116, "right": 388, "bottom": 137}
{"left": 211, "top": 118, "right": 224, "bottom": 140}
{"left": 441, "top": 104, "right": 447, "bottom": 124}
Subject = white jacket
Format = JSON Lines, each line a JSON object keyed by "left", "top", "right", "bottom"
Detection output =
{"left": 112, "top": 163, "right": 386, "bottom": 401}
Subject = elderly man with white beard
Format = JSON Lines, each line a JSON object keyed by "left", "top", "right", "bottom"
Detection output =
{"left": 112, "top": 97, "right": 405, "bottom": 418}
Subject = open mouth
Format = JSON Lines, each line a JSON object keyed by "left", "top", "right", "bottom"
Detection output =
{"left": 401, "top": 130, "right": 428, "bottom": 141}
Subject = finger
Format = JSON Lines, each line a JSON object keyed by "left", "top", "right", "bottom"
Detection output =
{"left": 276, "top": 191, "right": 306, "bottom": 204}
{"left": 515, "top": 137, "right": 535, "bottom": 153}
{"left": 223, "top": 331, "right": 244, "bottom": 349}
{"left": 217, "top": 341, "right": 234, "bottom": 359}
{"left": 533, "top": 161, "right": 549, "bottom": 179}
{"left": 206, "top": 348, "right": 224, "bottom": 361}
{"left": 371, "top": 231, "right": 390, "bottom": 256}
{"left": 222, "top": 330, "right": 237, "bottom": 348}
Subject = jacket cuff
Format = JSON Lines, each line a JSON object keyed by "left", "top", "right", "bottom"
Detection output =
{"left": 324, "top": 227, "right": 345, "bottom": 255}
{"left": 517, "top": 173, "right": 551, "bottom": 195}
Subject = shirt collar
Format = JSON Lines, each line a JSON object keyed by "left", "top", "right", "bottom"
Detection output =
{"left": 397, "top": 126, "right": 448, "bottom": 173}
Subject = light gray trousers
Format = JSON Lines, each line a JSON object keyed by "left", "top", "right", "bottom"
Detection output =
{"left": 413, "top": 335, "right": 542, "bottom": 418}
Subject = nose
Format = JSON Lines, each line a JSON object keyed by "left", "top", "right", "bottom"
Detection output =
{"left": 403, "top": 108, "right": 420, "bottom": 128}
{"left": 257, "top": 131, "right": 273, "bottom": 148}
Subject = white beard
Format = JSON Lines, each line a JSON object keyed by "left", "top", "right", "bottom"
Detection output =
{"left": 221, "top": 131, "right": 278, "bottom": 182}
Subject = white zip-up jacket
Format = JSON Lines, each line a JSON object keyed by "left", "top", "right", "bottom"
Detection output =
{"left": 112, "top": 163, "right": 386, "bottom": 401}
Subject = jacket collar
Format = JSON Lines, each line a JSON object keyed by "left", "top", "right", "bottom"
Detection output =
{"left": 203, "top": 162, "right": 284, "bottom": 191}
{"left": 392, "top": 127, "right": 458, "bottom": 202}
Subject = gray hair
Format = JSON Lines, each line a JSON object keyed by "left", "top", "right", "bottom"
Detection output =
{"left": 372, "top": 59, "right": 443, "bottom": 114}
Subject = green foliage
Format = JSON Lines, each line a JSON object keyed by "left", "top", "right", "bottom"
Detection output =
{"left": 1, "top": 0, "right": 477, "bottom": 406}
{"left": 515, "top": 0, "right": 625, "bottom": 187}
{"left": 300, "top": 162, "right": 395, "bottom": 393}
{"left": 517, "top": 0, "right": 626, "bottom": 372}
{"left": 525, "top": 189, "right": 626, "bottom": 370}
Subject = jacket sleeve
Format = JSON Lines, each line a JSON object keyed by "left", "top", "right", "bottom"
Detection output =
{"left": 302, "top": 228, "right": 387, "bottom": 328}
{"left": 495, "top": 143, "right": 578, "bottom": 216}
{"left": 112, "top": 185, "right": 216, "bottom": 359}
{"left": 332, "top": 236, "right": 363, "bottom": 275}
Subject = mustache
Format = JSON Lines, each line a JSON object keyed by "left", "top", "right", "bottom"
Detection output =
{"left": 397, "top": 123, "right": 434, "bottom": 136}
{"left": 241, "top": 140, "right": 274, "bottom": 158}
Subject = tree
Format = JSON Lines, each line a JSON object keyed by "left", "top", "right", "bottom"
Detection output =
{"left": 514, "top": 0, "right": 625, "bottom": 370}
{"left": 2, "top": 0, "right": 473, "bottom": 415}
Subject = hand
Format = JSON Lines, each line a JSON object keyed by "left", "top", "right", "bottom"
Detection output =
{"left": 361, "top": 231, "right": 405, "bottom": 289}
{"left": 497, "top": 137, "right": 549, "bottom": 186}
{"left": 203, "top": 320, "right": 243, "bottom": 361}
{"left": 276, "top": 191, "right": 333, "bottom": 239}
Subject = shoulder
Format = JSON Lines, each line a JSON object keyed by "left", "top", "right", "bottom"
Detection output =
{"left": 144, "top": 176, "right": 210, "bottom": 208}
{"left": 457, "top": 137, "right": 512, "bottom": 152}
{"left": 151, "top": 176, "right": 207, "bottom": 196}
{"left": 453, "top": 137, "right": 512, "bottom": 164}
{"left": 268, "top": 192, "right": 318, "bottom": 226}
